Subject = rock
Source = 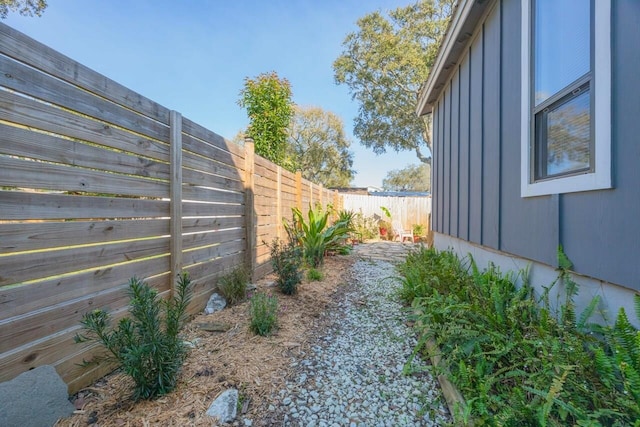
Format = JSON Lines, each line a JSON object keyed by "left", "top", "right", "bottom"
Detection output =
{"left": 0, "top": 365, "right": 74, "bottom": 427}
{"left": 205, "top": 293, "right": 227, "bottom": 314}
{"left": 247, "top": 283, "right": 258, "bottom": 292}
{"left": 206, "top": 388, "right": 238, "bottom": 423}
{"left": 243, "top": 418, "right": 253, "bottom": 426}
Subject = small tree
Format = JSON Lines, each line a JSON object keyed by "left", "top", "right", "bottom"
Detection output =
{"left": 238, "top": 71, "right": 294, "bottom": 166}
{"left": 75, "top": 273, "right": 192, "bottom": 400}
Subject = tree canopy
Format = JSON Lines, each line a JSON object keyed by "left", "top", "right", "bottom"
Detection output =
{"left": 288, "top": 106, "right": 354, "bottom": 188}
{"left": 382, "top": 163, "right": 431, "bottom": 192}
{"left": 238, "top": 71, "right": 294, "bottom": 165}
{"left": 333, "top": 0, "right": 453, "bottom": 164}
{"left": 0, "top": 0, "right": 46, "bottom": 18}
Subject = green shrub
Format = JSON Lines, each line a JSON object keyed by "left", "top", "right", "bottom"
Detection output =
{"left": 268, "top": 238, "right": 303, "bottom": 295}
{"left": 217, "top": 266, "right": 249, "bottom": 305}
{"left": 351, "top": 212, "right": 379, "bottom": 240}
{"left": 75, "top": 273, "right": 192, "bottom": 400}
{"left": 249, "top": 292, "right": 278, "bottom": 336}
{"left": 306, "top": 267, "right": 324, "bottom": 282}
{"left": 400, "top": 247, "right": 640, "bottom": 426}
{"left": 284, "top": 205, "right": 351, "bottom": 267}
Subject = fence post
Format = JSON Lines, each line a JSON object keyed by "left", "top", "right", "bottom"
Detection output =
{"left": 276, "top": 165, "right": 282, "bottom": 240}
{"left": 295, "top": 170, "right": 302, "bottom": 210}
{"left": 319, "top": 184, "right": 323, "bottom": 207}
{"left": 244, "top": 138, "right": 256, "bottom": 278}
{"left": 169, "top": 110, "right": 183, "bottom": 296}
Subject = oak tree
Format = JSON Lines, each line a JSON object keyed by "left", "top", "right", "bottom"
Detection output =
{"left": 333, "top": 0, "right": 453, "bottom": 164}
{"left": 382, "top": 163, "right": 431, "bottom": 192}
{"left": 0, "top": 0, "right": 47, "bottom": 18}
{"left": 288, "top": 106, "right": 354, "bottom": 188}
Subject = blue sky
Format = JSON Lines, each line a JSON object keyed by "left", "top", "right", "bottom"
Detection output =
{"left": 4, "top": 0, "right": 422, "bottom": 187}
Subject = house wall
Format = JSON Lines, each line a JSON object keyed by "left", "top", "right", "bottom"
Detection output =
{"left": 430, "top": 0, "right": 640, "bottom": 293}
{"left": 434, "top": 232, "right": 640, "bottom": 329}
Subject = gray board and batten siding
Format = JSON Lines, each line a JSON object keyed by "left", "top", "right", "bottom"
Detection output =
{"left": 424, "top": 0, "right": 640, "bottom": 292}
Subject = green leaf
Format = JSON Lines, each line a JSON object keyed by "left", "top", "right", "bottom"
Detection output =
{"left": 557, "top": 245, "right": 573, "bottom": 270}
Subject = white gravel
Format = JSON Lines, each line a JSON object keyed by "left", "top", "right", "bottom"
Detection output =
{"left": 272, "top": 259, "right": 451, "bottom": 426}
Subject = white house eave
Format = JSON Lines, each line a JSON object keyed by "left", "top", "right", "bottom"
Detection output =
{"left": 416, "top": 0, "right": 495, "bottom": 116}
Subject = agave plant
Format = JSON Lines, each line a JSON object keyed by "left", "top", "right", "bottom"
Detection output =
{"left": 284, "top": 205, "right": 351, "bottom": 267}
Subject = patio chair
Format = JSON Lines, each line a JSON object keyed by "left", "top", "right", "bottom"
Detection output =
{"left": 392, "top": 220, "right": 413, "bottom": 243}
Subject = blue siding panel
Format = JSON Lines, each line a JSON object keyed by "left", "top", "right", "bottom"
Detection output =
{"left": 468, "top": 32, "right": 484, "bottom": 245}
{"left": 450, "top": 71, "right": 460, "bottom": 237}
{"left": 443, "top": 85, "right": 451, "bottom": 235}
{"left": 481, "top": 6, "right": 501, "bottom": 250}
{"left": 560, "top": 0, "right": 640, "bottom": 289}
{"left": 431, "top": 104, "right": 439, "bottom": 232}
{"left": 458, "top": 53, "right": 471, "bottom": 241}
{"left": 498, "top": 0, "right": 561, "bottom": 266}
{"left": 437, "top": 97, "right": 445, "bottom": 233}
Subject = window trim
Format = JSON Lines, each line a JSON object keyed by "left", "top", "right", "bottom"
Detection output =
{"left": 520, "top": 0, "right": 611, "bottom": 197}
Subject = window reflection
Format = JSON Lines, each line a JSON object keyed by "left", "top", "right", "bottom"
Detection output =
{"left": 544, "top": 89, "right": 590, "bottom": 176}
{"left": 534, "top": 0, "right": 590, "bottom": 106}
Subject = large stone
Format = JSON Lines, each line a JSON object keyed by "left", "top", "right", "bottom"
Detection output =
{"left": 205, "top": 293, "right": 226, "bottom": 314}
{"left": 0, "top": 365, "right": 74, "bottom": 427}
{"left": 206, "top": 388, "right": 238, "bottom": 423}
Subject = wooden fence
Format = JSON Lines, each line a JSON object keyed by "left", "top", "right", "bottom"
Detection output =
{"left": 341, "top": 194, "right": 432, "bottom": 229}
{"left": 0, "top": 23, "right": 339, "bottom": 393}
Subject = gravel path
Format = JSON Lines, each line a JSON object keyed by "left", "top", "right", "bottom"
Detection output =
{"left": 270, "top": 257, "right": 451, "bottom": 426}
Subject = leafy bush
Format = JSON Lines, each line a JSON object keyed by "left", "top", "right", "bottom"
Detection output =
{"left": 306, "top": 267, "right": 324, "bottom": 281}
{"left": 249, "top": 292, "right": 278, "bottom": 336}
{"left": 351, "top": 212, "right": 379, "bottom": 240}
{"left": 412, "top": 224, "right": 425, "bottom": 237}
{"left": 217, "top": 266, "right": 249, "bottom": 305}
{"left": 268, "top": 238, "right": 303, "bottom": 295}
{"left": 75, "top": 273, "right": 192, "bottom": 400}
{"left": 400, "top": 247, "right": 640, "bottom": 426}
{"left": 284, "top": 205, "right": 351, "bottom": 267}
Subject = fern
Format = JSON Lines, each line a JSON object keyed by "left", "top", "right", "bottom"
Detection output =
{"left": 593, "top": 346, "right": 615, "bottom": 388}
{"left": 557, "top": 245, "right": 573, "bottom": 270}
{"left": 577, "top": 295, "right": 601, "bottom": 331}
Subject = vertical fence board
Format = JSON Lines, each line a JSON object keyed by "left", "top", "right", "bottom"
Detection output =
{"left": 244, "top": 139, "right": 256, "bottom": 278}
{"left": 170, "top": 111, "right": 183, "bottom": 293}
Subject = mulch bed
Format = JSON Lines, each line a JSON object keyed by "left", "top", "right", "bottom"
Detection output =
{"left": 56, "top": 254, "right": 355, "bottom": 427}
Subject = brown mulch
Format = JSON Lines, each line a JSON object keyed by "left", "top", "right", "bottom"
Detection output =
{"left": 56, "top": 254, "right": 355, "bottom": 427}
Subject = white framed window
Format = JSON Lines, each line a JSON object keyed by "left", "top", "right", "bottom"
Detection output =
{"left": 520, "top": 0, "right": 611, "bottom": 197}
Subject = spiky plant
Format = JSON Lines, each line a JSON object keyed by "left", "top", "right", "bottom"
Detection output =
{"left": 75, "top": 273, "right": 192, "bottom": 400}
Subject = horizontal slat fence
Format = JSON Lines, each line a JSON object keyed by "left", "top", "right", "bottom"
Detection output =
{"left": 341, "top": 194, "right": 432, "bottom": 230}
{"left": 0, "top": 23, "right": 340, "bottom": 393}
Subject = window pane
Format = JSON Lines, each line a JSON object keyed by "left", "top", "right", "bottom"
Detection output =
{"left": 544, "top": 88, "right": 591, "bottom": 176}
{"left": 534, "top": 0, "right": 590, "bottom": 105}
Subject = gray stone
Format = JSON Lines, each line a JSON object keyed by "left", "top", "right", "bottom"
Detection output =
{"left": 205, "top": 293, "right": 227, "bottom": 314}
{"left": 0, "top": 365, "right": 74, "bottom": 427}
{"left": 243, "top": 418, "right": 253, "bottom": 426}
{"left": 206, "top": 388, "right": 238, "bottom": 423}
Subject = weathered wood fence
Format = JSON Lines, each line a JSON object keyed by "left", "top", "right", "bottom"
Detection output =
{"left": 0, "top": 23, "right": 339, "bottom": 393}
{"left": 341, "top": 194, "right": 432, "bottom": 229}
